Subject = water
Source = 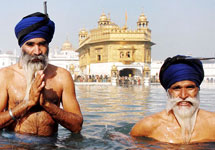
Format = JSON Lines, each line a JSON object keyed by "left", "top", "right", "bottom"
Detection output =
{"left": 1, "top": 83, "right": 215, "bottom": 149}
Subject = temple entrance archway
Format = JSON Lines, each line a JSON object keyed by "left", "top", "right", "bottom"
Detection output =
{"left": 119, "top": 68, "right": 133, "bottom": 77}
{"left": 119, "top": 68, "right": 143, "bottom": 77}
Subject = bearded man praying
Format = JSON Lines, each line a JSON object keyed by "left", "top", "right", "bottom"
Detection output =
{"left": 0, "top": 12, "right": 83, "bottom": 136}
{"left": 130, "top": 55, "right": 215, "bottom": 144}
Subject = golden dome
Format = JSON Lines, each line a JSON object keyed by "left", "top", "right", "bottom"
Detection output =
{"left": 79, "top": 28, "right": 88, "bottom": 35}
{"left": 138, "top": 13, "right": 147, "bottom": 22}
{"left": 99, "top": 12, "right": 108, "bottom": 22}
{"left": 61, "top": 39, "right": 72, "bottom": 50}
{"left": 112, "top": 65, "right": 117, "bottom": 70}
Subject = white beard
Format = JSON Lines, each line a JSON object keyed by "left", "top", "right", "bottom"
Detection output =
{"left": 166, "top": 92, "right": 200, "bottom": 143}
{"left": 20, "top": 51, "right": 48, "bottom": 101}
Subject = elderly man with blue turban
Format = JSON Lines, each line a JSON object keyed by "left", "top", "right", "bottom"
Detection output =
{"left": 0, "top": 12, "right": 83, "bottom": 136}
{"left": 130, "top": 55, "right": 215, "bottom": 144}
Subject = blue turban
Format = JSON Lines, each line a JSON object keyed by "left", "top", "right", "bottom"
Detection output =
{"left": 15, "top": 12, "right": 55, "bottom": 47}
{"left": 159, "top": 55, "right": 204, "bottom": 90}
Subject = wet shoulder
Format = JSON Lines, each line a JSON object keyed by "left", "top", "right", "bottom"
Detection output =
{"left": 198, "top": 109, "right": 215, "bottom": 116}
{"left": 130, "top": 110, "right": 165, "bottom": 136}
{"left": 47, "top": 64, "right": 70, "bottom": 75}
{"left": 141, "top": 110, "right": 165, "bottom": 126}
{"left": 46, "top": 64, "right": 72, "bottom": 82}
{"left": 196, "top": 109, "right": 215, "bottom": 132}
{"left": 0, "top": 64, "right": 18, "bottom": 80}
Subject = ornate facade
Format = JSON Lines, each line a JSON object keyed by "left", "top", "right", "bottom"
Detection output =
{"left": 76, "top": 12, "right": 154, "bottom": 81}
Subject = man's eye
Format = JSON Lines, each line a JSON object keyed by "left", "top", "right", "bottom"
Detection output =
{"left": 26, "top": 42, "right": 34, "bottom": 46}
{"left": 172, "top": 86, "right": 181, "bottom": 90}
{"left": 39, "top": 41, "right": 47, "bottom": 46}
{"left": 187, "top": 85, "right": 196, "bottom": 89}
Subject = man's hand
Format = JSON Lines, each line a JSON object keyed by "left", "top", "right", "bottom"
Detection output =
{"left": 28, "top": 71, "right": 45, "bottom": 107}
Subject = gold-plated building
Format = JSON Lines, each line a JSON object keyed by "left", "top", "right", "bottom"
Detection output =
{"left": 76, "top": 12, "right": 154, "bottom": 81}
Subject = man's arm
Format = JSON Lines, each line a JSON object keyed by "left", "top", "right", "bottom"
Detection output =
{"left": 40, "top": 69, "right": 83, "bottom": 133}
{"left": 0, "top": 69, "right": 15, "bottom": 128}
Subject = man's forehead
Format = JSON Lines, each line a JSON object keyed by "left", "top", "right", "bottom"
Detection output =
{"left": 170, "top": 80, "right": 197, "bottom": 87}
{"left": 25, "top": 38, "right": 47, "bottom": 43}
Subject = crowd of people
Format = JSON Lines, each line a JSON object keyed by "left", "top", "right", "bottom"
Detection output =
{"left": 73, "top": 74, "right": 142, "bottom": 85}
{"left": 74, "top": 74, "right": 110, "bottom": 82}
{"left": 118, "top": 76, "right": 142, "bottom": 85}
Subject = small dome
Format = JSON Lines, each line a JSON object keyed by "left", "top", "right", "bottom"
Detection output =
{"left": 79, "top": 28, "right": 88, "bottom": 35}
{"left": 61, "top": 39, "right": 72, "bottom": 50}
{"left": 138, "top": 13, "right": 147, "bottom": 22}
{"left": 99, "top": 12, "right": 108, "bottom": 22}
{"left": 112, "top": 65, "right": 117, "bottom": 70}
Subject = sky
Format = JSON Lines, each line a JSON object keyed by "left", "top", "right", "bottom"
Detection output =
{"left": 0, "top": 0, "right": 214, "bottom": 60}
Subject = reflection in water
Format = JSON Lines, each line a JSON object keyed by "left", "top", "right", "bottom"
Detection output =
{"left": 1, "top": 84, "right": 215, "bottom": 149}
{"left": 0, "top": 130, "right": 58, "bottom": 149}
{"left": 77, "top": 85, "right": 151, "bottom": 127}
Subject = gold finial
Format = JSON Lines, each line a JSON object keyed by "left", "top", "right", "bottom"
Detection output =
{"left": 125, "top": 11, "right": 127, "bottom": 27}
{"left": 122, "top": 11, "right": 128, "bottom": 30}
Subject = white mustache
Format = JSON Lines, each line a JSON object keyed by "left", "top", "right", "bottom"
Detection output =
{"left": 25, "top": 54, "right": 48, "bottom": 64}
{"left": 166, "top": 93, "right": 200, "bottom": 113}
{"left": 29, "top": 55, "right": 46, "bottom": 61}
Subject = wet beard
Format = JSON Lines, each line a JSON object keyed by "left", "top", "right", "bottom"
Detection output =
{"left": 166, "top": 92, "right": 200, "bottom": 144}
{"left": 20, "top": 51, "right": 48, "bottom": 100}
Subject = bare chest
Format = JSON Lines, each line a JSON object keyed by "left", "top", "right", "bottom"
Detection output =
{"left": 151, "top": 121, "right": 215, "bottom": 143}
{"left": 8, "top": 78, "right": 62, "bottom": 107}
{"left": 151, "top": 123, "right": 182, "bottom": 143}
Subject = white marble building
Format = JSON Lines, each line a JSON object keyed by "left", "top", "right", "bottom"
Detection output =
{"left": 48, "top": 39, "right": 80, "bottom": 75}
{"left": 1, "top": 47, "right": 215, "bottom": 84}
{"left": 0, "top": 50, "right": 18, "bottom": 68}
{"left": 202, "top": 61, "right": 215, "bottom": 82}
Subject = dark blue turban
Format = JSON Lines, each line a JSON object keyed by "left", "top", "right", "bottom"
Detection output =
{"left": 159, "top": 55, "right": 204, "bottom": 90}
{"left": 15, "top": 12, "right": 55, "bottom": 47}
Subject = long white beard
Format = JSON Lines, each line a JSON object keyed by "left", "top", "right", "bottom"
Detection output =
{"left": 166, "top": 92, "right": 200, "bottom": 143}
{"left": 20, "top": 51, "right": 48, "bottom": 101}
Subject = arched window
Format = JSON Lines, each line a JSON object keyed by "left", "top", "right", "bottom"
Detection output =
{"left": 120, "top": 52, "right": 124, "bottom": 58}
{"left": 97, "top": 55, "right": 101, "bottom": 61}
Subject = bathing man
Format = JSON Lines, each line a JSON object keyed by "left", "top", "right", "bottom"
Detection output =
{"left": 0, "top": 12, "right": 83, "bottom": 136}
{"left": 130, "top": 55, "right": 215, "bottom": 143}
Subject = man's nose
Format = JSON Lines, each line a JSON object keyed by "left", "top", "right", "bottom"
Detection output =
{"left": 179, "top": 88, "right": 189, "bottom": 100}
{"left": 33, "top": 45, "right": 42, "bottom": 55}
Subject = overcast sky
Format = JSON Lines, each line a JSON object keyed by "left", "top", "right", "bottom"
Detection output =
{"left": 0, "top": 0, "right": 214, "bottom": 60}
